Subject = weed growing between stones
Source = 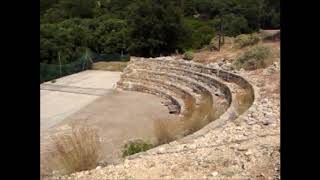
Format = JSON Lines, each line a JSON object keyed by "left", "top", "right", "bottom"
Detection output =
{"left": 122, "top": 139, "right": 154, "bottom": 157}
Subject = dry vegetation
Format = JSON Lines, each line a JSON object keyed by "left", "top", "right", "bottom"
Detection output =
{"left": 41, "top": 125, "right": 101, "bottom": 178}
{"left": 234, "top": 89, "right": 254, "bottom": 115}
{"left": 233, "top": 44, "right": 273, "bottom": 70}
{"left": 92, "top": 61, "right": 128, "bottom": 72}
{"left": 182, "top": 93, "right": 214, "bottom": 135}
{"left": 153, "top": 118, "right": 182, "bottom": 145}
{"left": 233, "top": 33, "right": 260, "bottom": 49}
{"left": 153, "top": 93, "right": 217, "bottom": 145}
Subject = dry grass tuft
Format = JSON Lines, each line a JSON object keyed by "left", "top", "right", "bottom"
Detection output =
{"left": 153, "top": 93, "right": 229, "bottom": 144}
{"left": 182, "top": 94, "right": 212, "bottom": 135}
{"left": 153, "top": 118, "right": 181, "bottom": 145}
{"left": 181, "top": 94, "right": 214, "bottom": 135}
{"left": 234, "top": 89, "right": 254, "bottom": 115}
{"left": 41, "top": 125, "right": 101, "bottom": 177}
{"left": 92, "top": 61, "right": 128, "bottom": 72}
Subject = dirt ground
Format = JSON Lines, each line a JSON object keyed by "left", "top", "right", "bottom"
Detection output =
{"left": 41, "top": 70, "right": 176, "bottom": 164}
{"left": 49, "top": 90, "right": 176, "bottom": 163}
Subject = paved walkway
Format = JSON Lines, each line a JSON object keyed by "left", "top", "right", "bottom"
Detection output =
{"left": 41, "top": 70, "right": 121, "bottom": 131}
{"left": 41, "top": 84, "right": 112, "bottom": 96}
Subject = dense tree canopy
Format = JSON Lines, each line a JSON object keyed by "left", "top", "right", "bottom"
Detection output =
{"left": 40, "top": 0, "right": 280, "bottom": 63}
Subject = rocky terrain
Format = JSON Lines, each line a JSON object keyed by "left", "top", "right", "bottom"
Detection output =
{"left": 47, "top": 41, "right": 280, "bottom": 180}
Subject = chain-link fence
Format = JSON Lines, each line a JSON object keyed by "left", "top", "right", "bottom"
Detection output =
{"left": 40, "top": 49, "right": 130, "bottom": 83}
{"left": 91, "top": 53, "right": 130, "bottom": 62}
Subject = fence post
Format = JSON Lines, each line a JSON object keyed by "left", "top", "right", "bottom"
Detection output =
{"left": 58, "top": 52, "right": 62, "bottom": 76}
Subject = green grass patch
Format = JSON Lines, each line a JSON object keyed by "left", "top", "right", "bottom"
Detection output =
{"left": 122, "top": 139, "right": 154, "bottom": 157}
{"left": 183, "top": 51, "right": 194, "bottom": 61}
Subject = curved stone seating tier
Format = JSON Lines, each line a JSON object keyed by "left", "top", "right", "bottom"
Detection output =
{"left": 118, "top": 58, "right": 255, "bottom": 140}
{"left": 132, "top": 59, "right": 254, "bottom": 98}
{"left": 128, "top": 59, "right": 254, "bottom": 115}
{"left": 117, "top": 81, "right": 184, "bottom": 114}
{"left": 121, "top": 69, "right": 203, "bottom": 105}
{"left": 118, "top": 76, "right": 205, "bottom": 115}
{"left": 127, "top": 63, "right": 232, "bottom": 105}
{"left": 122, "top": 68, "right": 222, "bottom": 103}
{"left": 120, "top": 77, "right": 196, "bottom": 111}
{"left": 120, "top": 70, "right": 224, "bottom": 123}
{"left": 122, "top": 67, "right": 231, "bottom": 119}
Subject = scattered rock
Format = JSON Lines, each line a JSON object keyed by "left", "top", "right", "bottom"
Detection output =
{"left": 245, "top": 150, "right": 253, "bottom": 156}
{"left": 146, "top": 161, "right": 155, "bottom": 168}
{"left": 211, "top": 171, "right": 219, "bottom": 176}
{"left": 237, "top": 147, "right": 248, "bottom": 151}
{"left": 158, "top": 147, "right": 165, "bottom": 154}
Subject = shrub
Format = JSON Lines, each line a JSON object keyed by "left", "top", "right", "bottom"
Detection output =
{"left": 183, "top": 51, "right": 194, "bottom": 60}
{"left": 209, "top": 36, "right": 219, "bottom": 50}
{"left": 42, "top": 125, "right": 101, "bottom": 176}
{"left": 233, "top": 45, "right": 272, "bottom": 70}
{"left": 122, "top": 139, "right": 154, "bottom": 157}
{"left": 234, "top": 34, "right": 260, "bottom": 48}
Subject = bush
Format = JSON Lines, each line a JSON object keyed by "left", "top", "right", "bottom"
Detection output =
{"left": 234, "top": 34, "right": 260, "bottom": 48}
{"left": 209, "top": 36, "right": 219, "bottom": 50}
{"left": 233, "top": 45, "right": 272, "bottom": 70}
{"left": 183, "top": 51, "right": 194, "bottom": 60}
{"left": 122, "top": 139, "right": 154, "bottom": 157}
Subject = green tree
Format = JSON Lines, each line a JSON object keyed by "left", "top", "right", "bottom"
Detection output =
{"left": 59, "top": 0, "right": 96, "bottom": 18}
{"left": 127, "top": 0, "right": 185, "bottom": 57}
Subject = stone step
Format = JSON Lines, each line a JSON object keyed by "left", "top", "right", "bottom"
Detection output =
{"left": 123, "top": 58, "right": 255, "bottom": 118}
{"left": 126, "top": 64, "right": 232, "bottom": 104}
{"left": 123, "top": 69, "right": 209, "bottom": 104}
{"left": 127, "top": 60, "right": 253, "bottom": 113}
{"left": 117, "top": 80, "right": 186, "bottom": 114}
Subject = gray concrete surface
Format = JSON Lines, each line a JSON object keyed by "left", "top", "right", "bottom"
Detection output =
{"left": 41, "top": 70, "right": 121, "bottom": 131}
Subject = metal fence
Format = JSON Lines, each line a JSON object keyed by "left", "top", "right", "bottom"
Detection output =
{"left": 40, "top": 50, "right": 130, "bottom": 83}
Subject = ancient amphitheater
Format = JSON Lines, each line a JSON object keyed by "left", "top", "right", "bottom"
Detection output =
{"left": 51, "top": 55, "right": 280, "bottom": 180}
